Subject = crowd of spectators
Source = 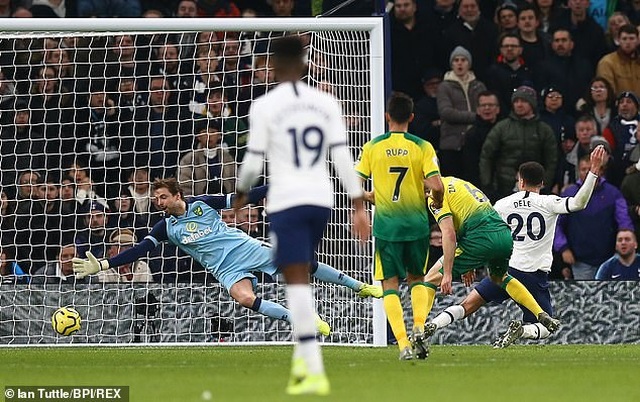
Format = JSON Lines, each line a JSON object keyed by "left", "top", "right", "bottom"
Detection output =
{"left": 0, "top": 0, "right": 638, "bottom": 284}
{"left": 394, "top": 0, "right": 640, "bottom": 280}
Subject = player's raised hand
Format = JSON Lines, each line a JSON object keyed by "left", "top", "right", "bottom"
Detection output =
{"left": 589, "top": 145, "right": 607, "bottom": 173}
{"left": 72, "top": 251, "right": 105, "bottom": 278}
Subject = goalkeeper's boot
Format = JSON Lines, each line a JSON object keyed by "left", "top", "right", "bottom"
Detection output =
{"left": 315, "top": 315, "right": 331, "bottom": 336}
{"left": 287, "top": 357, "right": 308, "bottom": 389}
{"left": 410, "top": 326, "right": 430, "bottom": 360}
{"left": 356, "top": 283, "right": 383, "bottom": 299}
{"left": 286, "top": 372, "right": 330, "bottom": 396}
{"left": 493, "top": 320, "right": 523, "bottom": 349}
{"left": 537, "top": 312, "right": 560, "bottom": 333}
{"left": 399, "top": 346, "right": 414, "bottom": 361}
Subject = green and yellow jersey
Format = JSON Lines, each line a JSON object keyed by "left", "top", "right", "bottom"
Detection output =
{"left": 427, "top": 176, "right": 507, "bottom": 238}
{"left": 355, "top": 132, "right": 440, "bottom": 241}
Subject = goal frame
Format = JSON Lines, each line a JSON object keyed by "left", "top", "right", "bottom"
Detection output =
{"left": 0, "top": 17, "right": 387, "bottom": 347}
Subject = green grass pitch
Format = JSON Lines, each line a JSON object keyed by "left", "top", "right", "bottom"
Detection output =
{"left": 1, "top": 345, "right": 639, "bottom": 402}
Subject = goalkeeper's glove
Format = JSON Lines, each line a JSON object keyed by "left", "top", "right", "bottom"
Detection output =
{"left": 72, "top": 251, "right": 109, "bottom": 278}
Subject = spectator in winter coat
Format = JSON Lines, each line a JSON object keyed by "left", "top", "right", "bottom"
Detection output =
{"left": 437, "top": 46, "right": 486, "bottom": 177}
{"left": 480, "top": 85, "right": 557, "bottom": 200}
{"left": 596, "top": 24, "right": 640, "bottom": 97}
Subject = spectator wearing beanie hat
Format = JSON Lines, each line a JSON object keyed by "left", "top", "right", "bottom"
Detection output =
{"left": 437, "top": 45, "right": 486, "bottom": 177}
{"left": 602, "top": 90, "right": 640, "bottom": 187}
{"left": 479, "top": 85, "right": 557, "bottom": 199}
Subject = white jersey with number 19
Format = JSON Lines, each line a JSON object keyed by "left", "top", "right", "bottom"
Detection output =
{"left": 493, "top": 191, "right": 572, "bottom": 273}
{"left": 239, "top": 81, "right": 362, "bottom": 213}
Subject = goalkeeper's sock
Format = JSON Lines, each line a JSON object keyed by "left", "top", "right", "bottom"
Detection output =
{"left": 251, "top": 297, "right": 291, "bottom": 322}
{"left": 383, "top": 290, "right": 410, "bottom": 350}
{"left": 522, "top": 323, "right": 551, "bottom": 340}
{"left": 410, "top": 282, "right": 428, "bottom": 330}
{"left": 286, "top": 284, "right": 324, "bottom": 375}
{"left": 432, "top": 305, "right": 465, "bottom": 329}
{"left": 503, "top": 276, "right": 544, "bottom": 317}
{"left": 312, "top": 262, "right": 361, "bottom": 291}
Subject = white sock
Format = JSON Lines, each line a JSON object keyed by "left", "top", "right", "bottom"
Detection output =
{"left": 522, "top": 323, "right": 550, "bottom": 340}
{"left": 432, "top": 305, "right": 465, "bottom": 329}
{"left": 286, "top": 284, "right": 324, "bottom": 375}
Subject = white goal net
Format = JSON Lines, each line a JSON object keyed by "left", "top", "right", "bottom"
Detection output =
{"left": 0, "top": 18, "right": 385, "bottom": 345}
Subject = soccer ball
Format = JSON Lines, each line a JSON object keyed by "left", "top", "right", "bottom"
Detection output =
{"left": 51, "top": 307, "right": 81, "bottom": 336}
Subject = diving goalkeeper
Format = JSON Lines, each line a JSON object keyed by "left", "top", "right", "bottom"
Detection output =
{"left": 73, "top": 178, "right": 381, "bottom": 335}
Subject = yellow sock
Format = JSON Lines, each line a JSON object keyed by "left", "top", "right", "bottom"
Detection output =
{"left": 410, "top": 282, "right": 428, "bottom": 331}
{"left": 424, "top": 282, "right": 437, "bottom": 317}
{"left": 504, "top": 276, "right": 543, "bottom": 317}
{"left": 383, "top": 290, "right": 410, "bottom": 350}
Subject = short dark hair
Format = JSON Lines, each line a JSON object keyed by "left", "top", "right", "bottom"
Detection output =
{"left": 152, "top": 177, "right": 183, "bottom": 197}
{"left": 272, "top": 36, "right": 305, "bottom": 61}
{"left": 618, "top": 24, "right": 638, "bottom": 38}
{"left": 498, "top": 32, "right": 521, "bottom": 47}
{"left": 518, "top": 161, "right": 545, "bottom": 187}
{"left": 517, "top": 4, "right": 539, "bottom": 20}
{"left": 386, "top": 92, "right": 413, "bottom": 123}
{"left": 552, "top": 28, "right": 573, "bottom": 41}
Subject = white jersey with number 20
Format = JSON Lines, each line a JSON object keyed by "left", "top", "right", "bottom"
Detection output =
{"left": 493, "top": 191, "right": 572, "bottom": 273}
{"left": 243, "top": 81, "right": 362, "bottom": 213}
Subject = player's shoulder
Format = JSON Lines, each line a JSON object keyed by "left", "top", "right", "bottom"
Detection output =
{"left": 367, "top": 132, "right": 392, "bottom": 147}
{"left": 530, "top": 192, "right": 567, "bottom": 210}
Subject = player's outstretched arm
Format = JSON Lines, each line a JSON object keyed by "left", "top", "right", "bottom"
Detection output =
{"left": 562, "top": 145, "right": 606, "bottom": 213}
{"left": 73, "top": 221, "right": 166, "bottom": 278}
{"left": 73, "top": 239, "right": 157, "bottom": 279}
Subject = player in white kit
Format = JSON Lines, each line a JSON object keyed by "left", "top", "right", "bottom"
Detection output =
{"left": 234, "top": 36, "right": 370, "bottom": 396}
{"left": 424, "top": 146, "right": 607, "bottom": 347}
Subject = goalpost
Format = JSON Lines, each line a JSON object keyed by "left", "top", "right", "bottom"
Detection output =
{"left": 0, "top": 18, "right": 386, "bottom": 346}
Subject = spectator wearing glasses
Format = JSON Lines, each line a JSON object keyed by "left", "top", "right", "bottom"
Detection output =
{"left": 462, "top": 91, "right": 501, "bottom": 185}
{"left": 485, "top": 33, "right": 534, "bottom": 113}
{"left": 539, "top": 86, "right": 575, "bottom": 148}
{"left": 576, "top": 76, "right": 616, "bottom": 135}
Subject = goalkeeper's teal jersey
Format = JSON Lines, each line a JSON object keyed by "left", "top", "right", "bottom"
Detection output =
{"left": 146, "top": 199, "right": 275, "bottom": 281}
